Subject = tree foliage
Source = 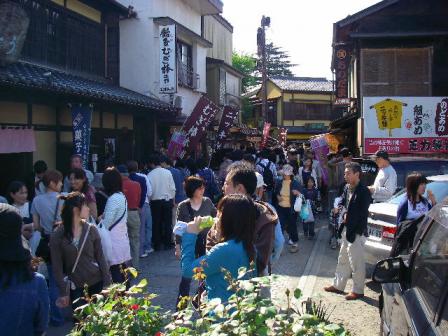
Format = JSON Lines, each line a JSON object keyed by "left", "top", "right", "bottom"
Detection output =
{"left": 232, "top": 52, "right": 257, "bottom": 93}
{"left": 257, "top": 42, "right": 295, "bottom": 78}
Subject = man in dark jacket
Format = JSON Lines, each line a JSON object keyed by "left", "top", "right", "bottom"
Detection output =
{"left": 206, "top": 167, "right": 278, "bottom": 276}
{"left": 324, "top": 162, "right": 372, "bottom": 300}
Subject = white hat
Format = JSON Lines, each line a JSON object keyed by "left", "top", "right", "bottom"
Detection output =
{"left": 256, "top": 172, "right": 266, "bottom": 189}
{"left": 280, "top": 164, "right": 294, "bottom": 176}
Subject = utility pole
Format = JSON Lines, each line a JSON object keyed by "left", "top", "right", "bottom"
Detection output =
{"left": 257, "top": 15, "right": 270, "bottom": 125}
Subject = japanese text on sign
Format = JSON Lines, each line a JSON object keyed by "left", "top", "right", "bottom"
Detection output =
{"left": 363, "top": 97, "right": 448, "bottom": 154}
{"left": 159, "top": 25, "right": 177, "bottom": 94}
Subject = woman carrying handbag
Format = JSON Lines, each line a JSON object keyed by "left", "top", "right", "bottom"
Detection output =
{"left": 50, "top": 192, "right": 111, "bottom": 312}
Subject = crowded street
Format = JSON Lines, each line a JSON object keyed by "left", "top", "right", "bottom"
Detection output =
{"left": 1, "top": 0, "right": 448, "bottom": 335}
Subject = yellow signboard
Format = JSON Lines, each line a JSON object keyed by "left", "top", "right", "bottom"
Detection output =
{"left": 369, "top": 99, "right": 406, "bottom": 136}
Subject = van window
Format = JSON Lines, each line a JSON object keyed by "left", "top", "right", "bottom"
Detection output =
{"left": 411, "top": 220, "right": 448, "bottom": 317}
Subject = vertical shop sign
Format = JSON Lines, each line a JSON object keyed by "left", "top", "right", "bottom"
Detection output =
{"left": 159, "top": 25, "right": 177, "bottom": 94}
{"left": 334, "top": 46, "right": 350, "bottom": 106}
{"left": 71, "top": 105, "right": 92, "bottom": 168}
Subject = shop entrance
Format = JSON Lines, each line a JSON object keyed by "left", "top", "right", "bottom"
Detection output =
{"left": 0, "top": 152, "right": 33, "bottom": 198}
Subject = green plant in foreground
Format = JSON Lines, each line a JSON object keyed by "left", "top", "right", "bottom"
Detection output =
{"left": 70, "top": 268, "right": 165, "bottom": 336}
{"left": 165, "top": 267, "right": 348, "bottom": 336}
{"left": 70, "top": 267, "right": 348, "bottom": 336}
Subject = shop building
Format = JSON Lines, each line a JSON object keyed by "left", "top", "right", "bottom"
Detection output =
{"left": 330, "top": 0, "right": 448, "bottom": 155}
{"left": 0, "top": 0, "right": 176, "bottom": 195}
{"left": 247, "top": 77, "right": 334, "bottom": 142}
{"left": 118, "top": 0, "right": 224, "bottom": 145}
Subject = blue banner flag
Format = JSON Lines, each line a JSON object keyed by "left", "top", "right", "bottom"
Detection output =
{"left": 71, "top": 105, "right": 92, "bottom": 169}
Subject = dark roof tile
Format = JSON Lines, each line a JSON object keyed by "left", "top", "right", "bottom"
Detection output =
{"left": 271, "top": 76, "right": 333, "bottom": 93}
{"left": 0, "top": 62, "right": 177, "bottom": 112}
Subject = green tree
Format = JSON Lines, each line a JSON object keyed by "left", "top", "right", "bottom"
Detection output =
{"left": 257, "top": 42, "right": 295, "bottom": 78}
{"left": 232, "top": 52, "right": 257, "bottom": 93}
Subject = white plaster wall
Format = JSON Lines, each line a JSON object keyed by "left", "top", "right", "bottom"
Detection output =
{"left": 119, "top": 0, "right": 207, "bottom": 117}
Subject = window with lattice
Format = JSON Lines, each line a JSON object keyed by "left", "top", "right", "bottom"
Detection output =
{"left": 361, "top": 48, "right": 432, "bottom": 96}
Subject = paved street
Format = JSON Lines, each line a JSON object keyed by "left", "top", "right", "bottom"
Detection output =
{"left": 49, "top": 214, "right": 381, "bottom": 336}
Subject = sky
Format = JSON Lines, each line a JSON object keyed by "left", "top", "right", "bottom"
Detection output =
{"left": 222, "top": 0, "right": 382, "bottom": 79}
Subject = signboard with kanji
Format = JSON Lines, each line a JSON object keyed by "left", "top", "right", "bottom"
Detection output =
{"left": 179, "top": 96, "right": 220, "bottom": 158}
{"left": 71, "top": 105, "right": 92, "bottom": 168}
{"left": 363, "top": 97, "right": 448, "bottom": 154}
{"left": 334, "top": 46, "right": 350, "bottom": 106}
{"left": 159, "top": 25, "right": 177, "bottom": 94}
{"left": 215, "top": 106, "right": 239, "bottom": 151}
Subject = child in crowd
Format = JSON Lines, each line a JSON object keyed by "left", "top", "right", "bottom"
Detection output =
{"left": 303, "top": 176, "right": 318, "bottom": 239}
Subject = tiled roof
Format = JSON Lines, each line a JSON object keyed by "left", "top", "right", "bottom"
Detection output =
{"left": 0, "top": 62, "right": 177, "bottom": 112}
{"left": 270, "top": 77, "right": 333, "bottom": 93}
{"left": 285, "top": 126, "right": 328, "bottom": 134}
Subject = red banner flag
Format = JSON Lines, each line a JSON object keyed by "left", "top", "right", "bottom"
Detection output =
{"left": 260, "top": 122, "right": 271, "bottom": 148}
{"left": 279, "top": 127, "right": 288, "bottom": 147}
{"left": 179, "top": 96, "right": 220, "bottom": 157}
{"left": 214, "top": 106, "right": 239, "bottom": 151}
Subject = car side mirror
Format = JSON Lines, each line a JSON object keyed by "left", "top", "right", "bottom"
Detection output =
{"left": 372, "top": 257, "right": 405, "bottom": 283}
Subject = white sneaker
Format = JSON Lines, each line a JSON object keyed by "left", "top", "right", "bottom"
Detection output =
{"left": 288, "top": 239, "right": 294, "bottom": 246}
{"left": 140, "top": 252, "right": 148, "bottom": 258}
{"left": 145, "top": 248, "right": 154, "bottom": 254}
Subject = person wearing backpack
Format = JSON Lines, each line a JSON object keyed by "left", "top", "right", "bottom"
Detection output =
{"left": 256, "top": 150, "right": 277, "bottom": 204}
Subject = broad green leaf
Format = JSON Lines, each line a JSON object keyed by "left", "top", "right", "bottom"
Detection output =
{"left": 294, "top": 288, "right": 302, "bottom": 299}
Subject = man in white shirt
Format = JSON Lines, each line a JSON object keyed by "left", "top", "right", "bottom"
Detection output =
{"left": 368, "top": 150, "right": 397, "bottom": 203}
{"left": 147, "top": 154, "right": 176, "bottom": 251}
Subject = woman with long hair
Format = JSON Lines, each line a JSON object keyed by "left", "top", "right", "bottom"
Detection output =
{"left": 397, "top": 173, "right": 436, "bottom": 224}
{"left": 181, "top": 194, "right": 256, "bottom": 302}
{"left": 99, "top": 168, "right": 131, "bottom": 284}
{"left": 0, "top": 203, "right": 49, "bottom": 335}
{"left": 69, "top": 168, "right": 98, "bottom": 221}
{"left": 50, "top": 192, "right": 110, "bottom": 311}
{"left": 297, "top": 157, "right": 318, "bottom": 187}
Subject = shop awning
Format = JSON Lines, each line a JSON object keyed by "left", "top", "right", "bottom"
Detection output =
{"left": 0, "top": 128, "right": 36, "bottom": 153}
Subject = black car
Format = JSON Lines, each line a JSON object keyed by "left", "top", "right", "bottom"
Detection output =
{"left": 373, "top": 198, "right": 448, "bottom": 335}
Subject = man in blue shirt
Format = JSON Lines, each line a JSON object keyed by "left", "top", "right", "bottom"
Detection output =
{"left": 127, "top": 160, "right": 153, "bottom": 257}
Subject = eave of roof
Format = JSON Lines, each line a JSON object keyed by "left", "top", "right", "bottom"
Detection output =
{"left": 0, "top": 61, "right": 177, "bottom": 112}
{"left": 154, "top": 17, "right": 213, "bottom": 48}
{"left": 336, "top": 0, "right": 399, "bottom": 28}
{"left": 206, "top": 57, "right": 244, "bottom": 77}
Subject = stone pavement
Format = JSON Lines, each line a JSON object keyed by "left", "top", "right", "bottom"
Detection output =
{"left": 295, "top": 219, "right": 382, "bottom": 336}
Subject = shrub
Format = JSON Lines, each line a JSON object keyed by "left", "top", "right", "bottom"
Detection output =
{"left": 70, "top": 267, "right": 348, "bottom": 336}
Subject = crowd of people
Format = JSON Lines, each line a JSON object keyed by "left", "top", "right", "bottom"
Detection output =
{"left": 0, "top": 142, "right": 439, "bottom": 334}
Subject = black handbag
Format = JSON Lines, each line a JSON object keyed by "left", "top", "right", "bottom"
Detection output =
{"left": 35, "top": 199, "right": 60, "bottom": 263}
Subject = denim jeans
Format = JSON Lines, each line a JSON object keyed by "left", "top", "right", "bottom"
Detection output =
{"left": 271, "top": 221, "right": 285, "bottom": 264}
{"left": 47, "top": 264, "right": 64, "bottom": 326}
{"left": 140, "top": 203, "right": 153, "bottom": 253}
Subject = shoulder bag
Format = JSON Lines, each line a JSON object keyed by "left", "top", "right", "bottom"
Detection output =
{"left": 35, "top": 198, "right": 60, "bottom": 263}
{"left": 97, "top": 196, "right": 127, "bottom": 263}
{"left": 65, "top": 224, "right": 92, "bottom": 294}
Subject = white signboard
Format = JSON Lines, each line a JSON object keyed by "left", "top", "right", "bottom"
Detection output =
{"left": 159, "top": 25, "right": 177, "bottom": 94}
{"left": 363, "top": 96, "right": 448, "bottom": 154}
